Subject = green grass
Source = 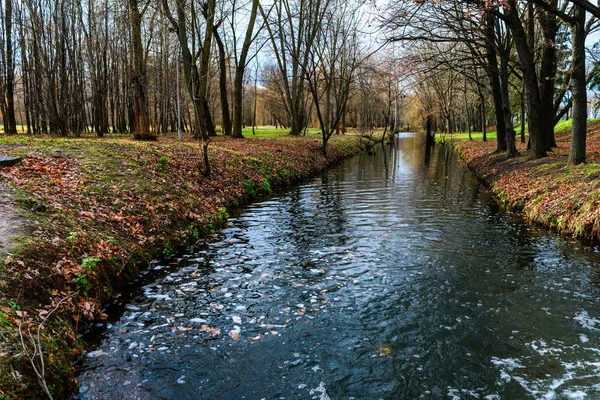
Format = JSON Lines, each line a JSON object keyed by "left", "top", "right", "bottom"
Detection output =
{"left": 239, "top": 127, "right": 321, "bottom": 138}
{"left": 0, "top": 124, "right": 326, "bottom": 140}
{"left": 437, "top": 118, "right": 600, "bottom": 144}
{"left": 0, "top": 125, "right": 27, "bottom": 134}
{"left": 554, "top": 118, "right": 600, "bottom": 133}
{"left": 440, "top": 131, "right": 499, "bottom": 141}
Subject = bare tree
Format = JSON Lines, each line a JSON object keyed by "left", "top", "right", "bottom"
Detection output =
{"left": 163, "top": 0, "right": 216, "bottom": 174}
{"left": 3, "top": 0, "right": 17, "bottom": 134}
{"left": 129, "top": 0, "right": 154, "bottom": 140}
{"left": 306, "top": 0, "right": 362, "bottom": 154}
{"left": 261, "top": 0, "right": 329, "bottom": 136}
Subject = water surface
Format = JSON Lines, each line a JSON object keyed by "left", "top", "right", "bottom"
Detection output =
{"left": 79, "top": 133, "right": 600, "bottom": 399}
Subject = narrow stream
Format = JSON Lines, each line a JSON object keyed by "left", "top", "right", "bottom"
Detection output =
{"left": 78, "top": 133, "right": 600, "bottom": 399}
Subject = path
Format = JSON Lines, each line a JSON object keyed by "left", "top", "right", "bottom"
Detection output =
{"left": 0, "top": 183, "right": 22, "bottom": 254}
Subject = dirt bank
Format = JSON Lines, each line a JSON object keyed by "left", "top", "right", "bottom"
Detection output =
{"left": 450, "top": 121, "right": 600, "bottom": 242}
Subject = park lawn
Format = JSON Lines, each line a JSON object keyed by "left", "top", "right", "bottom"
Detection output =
{"left": 240, "top": 126, "right": 322, "bottom": 138}
{"left": 439, "top": 131, "right": 499, "bottom": 142}
{"left": 0, "top": 132, "right": 364, "bottom": 399}
{"left": 440, "top": 118, "right": 600, "bottom": 143}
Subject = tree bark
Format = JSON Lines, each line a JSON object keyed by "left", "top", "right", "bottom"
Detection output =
{"left": 4, "top": 0, "right": 17, "bottom": 134}
{"left": 568, "top": 4, "right": 587, "bottom": 165}
{"left": 500, "top": 47, "right": 516, "bottom": 155}
{"left": 197, "top": 0, "right": 216, "bottom": 139}
{"left": 483, "top": 13, "right": 506, "bottom": 152}
{"left": 505, "top": 0, "right": 547, "bottom": 159}
{"left": 213, "top": 28, "right": 232, "bottom": 136}
{"left": 232, "top": 0, "right": 259, "bottom": 139}
{"left": 129, "top": 0, "right": 153, "bottom": 140}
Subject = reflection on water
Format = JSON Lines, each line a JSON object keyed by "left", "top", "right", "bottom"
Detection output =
{"left": 79, "top": 133, "right": 600, "bottom": 399}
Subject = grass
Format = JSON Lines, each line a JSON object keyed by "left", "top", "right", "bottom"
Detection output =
{"left": 438, "top": 131, "right": 499, "bottom": 142}
{"left": 438, "top": 118, "right": 600, "bottom": 144}
{"left": 240, "top": 126, "right": 322, "bottom": 138}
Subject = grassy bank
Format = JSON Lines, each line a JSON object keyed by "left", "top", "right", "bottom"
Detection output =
{"left": 0, "top": 132, "right": 364, "bottom": 399}
{"left": 447, "top": 120, "right": 600, "bottom": 242}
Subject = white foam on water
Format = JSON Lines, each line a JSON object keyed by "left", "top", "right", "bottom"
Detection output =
{"left": 490, "top": 357, "right": 525, "bottom": 370}
{"left": 447, "top": 387, "right": 501, "bottom": 399}
{"left": 574, "top": 311, "right": 600, "bottom": 331}
{"left": 309, "top": 382, "right": 331, "bottom": 400}
{"left": 492, "top": 350, "right": 600, "bottom": 400}
{"left": 563, "top": 390, "right": 587, "bottom": 399}
{"left": 529, "top": 339, "right": 564, "bottom": 356}
{"left": 447, "top": 388, "right": 481, "bottom": 399}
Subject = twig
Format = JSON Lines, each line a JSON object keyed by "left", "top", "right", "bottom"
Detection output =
{"left": 18, "top": 296, "right": 70, "bottom": 400}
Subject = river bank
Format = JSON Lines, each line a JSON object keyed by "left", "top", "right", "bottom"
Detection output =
{"left": 448, "top": 120, "right": 600, "bottom": 243}
{"left": 0, "top": 133, "right": 364, "bottom": 399}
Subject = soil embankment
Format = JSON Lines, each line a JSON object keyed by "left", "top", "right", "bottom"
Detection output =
{"left": 0, "top": 134, "right": 364, "bottom": 399}
{"left": 450, "top": 122, "right": 600, "bottom": 242}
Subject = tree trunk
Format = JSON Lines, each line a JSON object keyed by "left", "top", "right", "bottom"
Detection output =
{"left": 129, "top": 0, "right": 153, "bottom": 140}
{"left": 232, "top": 0, "right": 259, "bottom": 139}
{"left": 4, "top": 0, "right": 17, "bottom": 134}
{"left": 213, "top": 29, "right": 232, "bottom": 136}
{"left": 568, "top": 4, "right": 587, "bottom": 165}
{"left": 506, "top": 0, "right": 546, "bottom": 159}
{"left": 483, "top": 13, "right": 506, "bottom": 152}
{"left": 197, "top": 0, "right": 216, "bottom": 139}
{"left": 500, "top": 52, "right": 516, "bottom": 155}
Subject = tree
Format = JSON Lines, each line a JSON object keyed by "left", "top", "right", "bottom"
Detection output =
{"left": 261, "top": 0, "right": 329, "bottom": 136}
{"left": 569, "top": 3, "right": 587, "bottom": 164}
{"left": 382, "top": 0, "right": 515, "bottom": 154}
{"left": 3, "top": 0, "right": 17, "bottom": 134}
{"left": 212, "top": 22, "right": 233, "bottom": 136}
{"left": 129, "top": 0, "right": 154, "bottom": 140}
{"left": 306, "top": 0, "right": 362, "bottom": 154}
{"left": 232, "top": 0, "right": 260, "bottom": 139}
{"left": 163, "top": 0, "right": 216, "bottom": 175}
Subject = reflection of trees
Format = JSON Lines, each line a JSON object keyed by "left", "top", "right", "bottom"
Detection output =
{"left": 277, "top": 173, "right": 351, "bottom": 253}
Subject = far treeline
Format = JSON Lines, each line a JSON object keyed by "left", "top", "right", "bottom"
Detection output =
{"left": 0, "top": 0, "right": 409, "bottom": 170}
{"left": 383, "top": 0, "right": 600, "bottom": 165}
{"left": 1, "top": 0, "right": 600, "bottom": 166}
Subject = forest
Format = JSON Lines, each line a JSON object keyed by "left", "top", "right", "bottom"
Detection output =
{"left": 0, "top": 0, "right": 392, "bottom": 162}
{"left": 2, "top": 0, "right": 600, "bottom": 163}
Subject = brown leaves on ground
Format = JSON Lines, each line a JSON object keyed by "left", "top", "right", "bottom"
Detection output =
{"left": 453, "top": 121, "right": 600, "bottom": 241}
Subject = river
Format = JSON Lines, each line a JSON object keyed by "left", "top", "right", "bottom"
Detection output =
{"left": 78, "top": 133, "right": 600, "bottom": 399}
